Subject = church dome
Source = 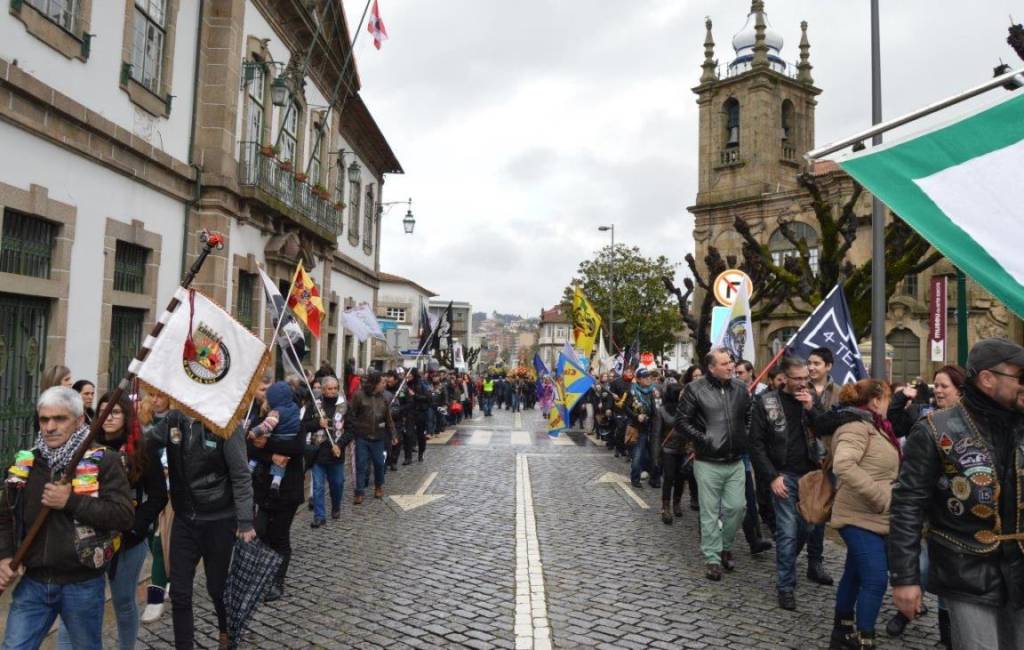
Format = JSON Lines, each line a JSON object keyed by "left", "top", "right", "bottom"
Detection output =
{"left": 728, "top": 3, "right": 788, "bottom": 75}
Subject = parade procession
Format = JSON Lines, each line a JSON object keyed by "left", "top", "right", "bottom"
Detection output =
{"left": 3, "top": 1, "right": 1024, "bottom": 649}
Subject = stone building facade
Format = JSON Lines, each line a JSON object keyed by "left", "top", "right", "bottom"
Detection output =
{"left": 0, "top": 1, "right": 402, "bottom": 458}
{"left": 690, "top": 1, "right": 1021, "bottom": 383}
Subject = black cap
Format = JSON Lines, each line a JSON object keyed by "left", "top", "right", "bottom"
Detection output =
{"left": 635, "top": 368, "right": 655, "bottom": 379}
{"left": 967, "top": 338, "right": 1024, "bottom": 376}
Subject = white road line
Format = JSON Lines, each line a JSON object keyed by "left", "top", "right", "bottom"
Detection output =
{"left": 466, "top": 430, "right": 493, "bottom": 445}
{"left": 415, "top": 472, "right": 438, "bottom": 496}
{"left": 550, "top": 433, "right": 575, "bottom": 446}
{"left": 426, "top": 429, "right": 457, "bottom": 445}
{"left": 515, "top": 455, "right": 551, "bottom": 650}
{"left": 510, "top": 431, "right": 533, "bottom": 446}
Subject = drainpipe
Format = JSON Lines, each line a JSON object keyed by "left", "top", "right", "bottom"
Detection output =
{"left": 182, "top": 0, "right": 205, "bottom": 277}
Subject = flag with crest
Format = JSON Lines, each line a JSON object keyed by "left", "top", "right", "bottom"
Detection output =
{"left": 287, "top": 261, "right": 324, "bottom": 338}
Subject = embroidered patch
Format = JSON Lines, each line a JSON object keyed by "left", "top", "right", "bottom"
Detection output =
{"left": 947, "top": 498, "right": 965, "bottom": 516}
{"left": 939, "top": 434, "right": 954, "bottom": 453}
{"left": 937, "top": 476, "right": 951, "bottom": 491}
{"left": 169, "top": 427, "right": 182, "bottom": 445}
{"left": 976, "top": 487, "right": 995, "bottom": 504}
{"left": 953, "top": 438, "right": 977, "bottom": 454}
{"left": 970, "top": 504, "right": 996, "bottom": 519}
{"left": 951, "top": 476, "right": 971, "bottom": 500}
{"left": 943, "top": 462, "right": 958, "bottom": 476}
{"left": 969, "top": 472, "right": 994, "bottom": 487}
{"left": 958, "top": 451, "right": 990, "bottom": 469}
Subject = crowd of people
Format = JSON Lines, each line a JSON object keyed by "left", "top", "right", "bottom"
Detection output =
{"left": 0, "top": 337, "right": 1022, "bottom": 649}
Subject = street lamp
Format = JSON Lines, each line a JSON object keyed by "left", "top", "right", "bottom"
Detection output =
{"left": 598, "top": 224, "right": 615, "bottom": 349}
{"left": 379, "top": 197, "right": 416, "bottom": 235}
{"left": 347, "top": 159, "right": 361, "bottom": 184}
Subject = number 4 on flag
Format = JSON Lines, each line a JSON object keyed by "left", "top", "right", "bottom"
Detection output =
{"left": 368, "top": 0, "right": 389, "bottom": 50}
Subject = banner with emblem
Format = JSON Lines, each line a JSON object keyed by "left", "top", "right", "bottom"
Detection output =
{"left": 134, "top": 288, "right": 271, "bottom": 438}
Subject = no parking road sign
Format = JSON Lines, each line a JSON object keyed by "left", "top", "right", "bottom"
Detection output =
{"left": 713, "top": 269, "right": 753, "bottom": 307}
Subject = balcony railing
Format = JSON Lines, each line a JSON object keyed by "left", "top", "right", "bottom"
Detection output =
{"left": 719, "top": 147, "right": 742, "bottom": 166}
{"left": 238, "top": 142, "right": 342, "bottom": 236}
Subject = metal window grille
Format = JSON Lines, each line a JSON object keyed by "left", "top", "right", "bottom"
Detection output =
{"left": 348, "top": 180, "right": 360, "bottom": 243}
{"left": 363, "top": 186, "right": 374, "bottom": 252}
{"left": 131, "top": 0, "right": 166, "bottom": 93}
{"left": 113, "top": 241, "right": 148, "bottom": 294}
{"left": 109, "top": 307, "right": 144, "bottom": 390}
{"left": 26, "top": 0, "right": 81, "bottom": 34}
{"left": 236, "top": 271, "right": 256, "bottom": 330}
{"left": 0, "top": 210, "right": 56, "bottom": 279}
{"left": 0, "top": 292, "right": 50, "bottom": 463}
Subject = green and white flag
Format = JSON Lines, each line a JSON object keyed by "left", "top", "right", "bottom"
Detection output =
{"left": 837, "top": 92, "right": 1024, "bottom": 317}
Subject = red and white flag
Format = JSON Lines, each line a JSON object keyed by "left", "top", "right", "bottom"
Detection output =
{"left": 368, "top": 0, "right": 388, "bottom": 50}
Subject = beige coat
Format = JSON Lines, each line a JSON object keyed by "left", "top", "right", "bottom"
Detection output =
{"left": 830, "top": 416, "right": 901, "bottom": 535}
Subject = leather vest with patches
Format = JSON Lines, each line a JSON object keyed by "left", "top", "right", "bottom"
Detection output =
{"left": 761, "top": 391, "right": 825, "bottom": 465}
{"left": 925, "top": 404, "right": 1024, "bottom": 556}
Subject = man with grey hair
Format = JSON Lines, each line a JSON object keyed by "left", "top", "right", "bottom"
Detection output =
{"left": 675, "top": 347, "right": 752, "bottom": 581}
{"left": 0, "top": 387, "right": 134, "bottom": 649}
{"left": 307, "top": 376, "right": 346, "bottom": 528}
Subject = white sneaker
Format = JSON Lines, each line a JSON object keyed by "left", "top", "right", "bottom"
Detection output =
{"left": 141, "top": 601, "right": 164, "bottom": 624}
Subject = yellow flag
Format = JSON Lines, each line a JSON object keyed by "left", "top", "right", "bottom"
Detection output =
{"left": 572, "top": 287, "right": 602, "bottom": 358}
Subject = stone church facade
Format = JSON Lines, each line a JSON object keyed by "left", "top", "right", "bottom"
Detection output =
{"left": 689, "top": 1, "right": 1021, "bottom": 382}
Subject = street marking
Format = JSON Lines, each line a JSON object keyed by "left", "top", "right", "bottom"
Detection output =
{"left": 466, "top": 430, "right": 493, "bottom": 446}
{"left": 513, "top": 412, "right": 522, "bottom": 430}
{"left": 515, "top": 455, "right": 551, "bottom": 650}
{"left": 389, "top": 471, "right": 446, "bottom": 511}
{"left": 596, "top": 472, "right": 650, "bottom": 509}
{"left": 511, "top": 431, "right": 533, "bottom": 446}
{"left": 584, "top": 432, "right": 603, "bottom": 447}
{"left": 550, "top": 432, "right": 575, "bottom": 446}
{"left": 426, "top": 429, "right": 456, "bottom": 445}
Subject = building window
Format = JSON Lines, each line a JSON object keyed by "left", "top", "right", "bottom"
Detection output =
{"left": 385, "top": 307, "right": 406, "bottom": 322}
{"left": 781, "top": 99, "right": 794, "bottom": 141}
{"left": 113, "top": 241, "right": 148, "bottom": 293}
{"left": 109, "top": 307, "right": 145, "bottom": 387}
{"left": 131, "top": 0, "right": 167, "bottom": 93}
{"left": 348, "top": 179, "right": 361, "bottom": 244}
{"left": 279, "top": 103, "right": 299, "bottom": 164}
{"left": 901, "top": 273, "right": 918, "bottom": 298}
{"left": 770, "top": 223, "right": 819, "bottom": 275}
{"left": 240, "top": 62, "right": 265, "bottom": 179}
{"left": 363, "top": 185, "right": 374, "bottom": 253}
{"left": 27, "top": 0, "right": 80, "bottom": 33}
{"left": 236, "top": 271, "right": 256, "bottom": 330}
{"left": 724, "top": 98, "right": 740, "bottom": 148}
{"left": 0, "top": 211, "right": 57, "bottom": 279}
{"left": 769, "top": 327, "right": 799, "bottom": 356}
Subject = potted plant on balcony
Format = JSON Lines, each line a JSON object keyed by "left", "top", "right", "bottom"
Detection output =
{"left": 279, "top": 159, "right": 293, "bottom": 173}
{"left": 334, "top": 199, "right": 345, "bottom": 211}
{"left": 313, "top": 184, "right": 329, "bottom": 200}
{"left": 259, "top": 144, "right": 275, "bottom": 157}
{"left": 294, "top": 171, "right": 308, "bottom": 184}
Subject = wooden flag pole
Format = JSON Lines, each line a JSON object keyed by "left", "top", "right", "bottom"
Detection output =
{"left": 1, "top": 230, "right": 225, "bottom": 591}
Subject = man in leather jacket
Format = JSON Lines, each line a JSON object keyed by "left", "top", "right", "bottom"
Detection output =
{"left": 675, "top": 347, "right": 751, "bottom": 581}
{"left": 889, "top": 338, "right": 1024, "bottom": 650}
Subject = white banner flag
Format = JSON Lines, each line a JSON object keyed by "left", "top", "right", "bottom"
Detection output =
{"left": 135, "top": 288, "right": 270, "bottom": 437}
{"left": 341, "top": 310, "right": 372, "bottom": 342}
{"left": 355, "top": 304, "right": 385, "bottom": 339}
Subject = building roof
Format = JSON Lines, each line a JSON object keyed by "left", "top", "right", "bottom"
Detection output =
{"left": 340, "top": 94, "right": 403, "bottom": 176}
{"left": 812, "top": 159, "right": 840, "bottom": 176}
{"left": 378, "top": 272, "right": 436, "bottom": 297}
{"left": 540, "top": 305, "right": 570, "bottom": 324}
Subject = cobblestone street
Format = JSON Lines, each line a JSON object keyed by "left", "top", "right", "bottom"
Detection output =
{"left": 135, "top": 408, "right": 943, "bottom": 649}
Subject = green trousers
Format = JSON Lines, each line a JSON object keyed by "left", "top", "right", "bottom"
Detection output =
{"left": 694, "top": 459, "right": 746, "bottom": 564}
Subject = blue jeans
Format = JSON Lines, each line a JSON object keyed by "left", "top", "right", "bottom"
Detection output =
{"left": 630, "top": 432, "right": 651, "bottom": 483}
{"left": 836, "top": 525, "right": 888, "bottom": 632}
{"left": 772, "top": 473, "right": 825, "bottom": 592}
{"left": 482, "top": 395, "right": 493, "bottom": 415}
{"left": 511, "top": 394, "right": 521, "bottom": 412}
{"left": 57, "top": 539, "right": 149, "bottom": 650}
{"left": 4, "top": 575, "right": 105, "bottom": 650}
{"left": 355, "top": 438, "right": 386, "bottom": 496}
{"left": 312, "top": 462, "right": 344, "bottom": 520}
{"left": 425, "top": 408, "right": 436, "bottom": 434}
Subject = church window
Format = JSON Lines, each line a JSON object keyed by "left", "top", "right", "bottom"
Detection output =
{"left": 770, "top": 222, "right": 819, "bottom": 274}
{"left": 724, "top": 98, "right": 740, "bottom": 148}
{"left": 781, "top": 100, "right": 794, "bottom": 141}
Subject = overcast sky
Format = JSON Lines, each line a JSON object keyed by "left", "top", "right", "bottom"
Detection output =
{"left": 349, "top": 0, "right": 1022, "bottom": 318}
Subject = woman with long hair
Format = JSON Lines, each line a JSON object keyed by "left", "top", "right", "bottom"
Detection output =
{"left": 828, "top": 379, "right": 901, "bottom": 649}
{"left": 57, "top": 391, "right": 167, "bottom": 650}
{"left": 139, "top": 391, "right": 174, "bottom": 624}
{"left": 40, "top": 365, "right": 72, "bottom": 391}
{"left": 72, "top": 379, "right": 96, "bottom": 424}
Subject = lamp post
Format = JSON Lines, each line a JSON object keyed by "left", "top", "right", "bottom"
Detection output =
{"left": 869, "top": 0, "right": 886, "bottom": 379}
{"left": 598, "top": 224, "right": 615, "bottom": 349}
{"left": 378, "top": 197, "right": 415, "bottom": 235}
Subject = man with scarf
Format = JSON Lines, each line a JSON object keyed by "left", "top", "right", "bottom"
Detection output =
{"left": 889, "top": 338, "right": 1024, "bottom": 650}
{"left": 0, "top": 387, "right": 134, "bottom": 649}
{"left": 625, "top": 368, "right": 662, "bottom": 489}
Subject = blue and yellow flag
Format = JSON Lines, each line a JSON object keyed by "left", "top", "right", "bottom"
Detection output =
{"left": 547, "top": 379, "right": 568, "bottom": 436}
{"left": 556, "top": 343, "right": 595, "bottom": 414}
{"left": 572, "top": 287, "right": 602, "bottom": 358}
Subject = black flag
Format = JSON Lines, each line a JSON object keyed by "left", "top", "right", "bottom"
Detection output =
{"left": 787, "top": 284, "right": 868, "bottom": 385}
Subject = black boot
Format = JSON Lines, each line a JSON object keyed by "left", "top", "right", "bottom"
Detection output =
{"left": 807, "top": 561, "right": 835, "bottom": 586}
{"left": 938, "top": 609, "right": 951, "bottom": 649}
{"left": 856, "top": 630, "right": 876, "bottom": 648}
{"left": 885, "top": 612, "right": 909, "bottom": 637}
{"left": 672, "top": 497, "right": 683, "bottom": 518}
{"left": 660, "top": 500, "right": 673, "bottom": 525}
{"left": 829, "top": 612, "right": 856, "bottom": 650}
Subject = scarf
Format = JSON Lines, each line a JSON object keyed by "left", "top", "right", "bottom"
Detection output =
{"left": 870, "top": 411, "right": 903, "bottom": 464}
{"left": 35, "top": 424, "right": 90, "bottom": 477}
{"left": 631, "top": 383, "right": 654, "bottom": 413}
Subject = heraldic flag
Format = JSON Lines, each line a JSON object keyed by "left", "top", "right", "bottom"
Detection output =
{"left": 134, "top": 288, "right": 270, "bottom": 438}
{"left": 287, "top": 261, "right": 324, "bottom": 338}
{"left": 556, "top": 343, "right": 595, "bottom": 414}
{"left": 713, "top": 281, "right": 756, "bottom": 365}
{"left": 836, "top": 91, "right": 1024, "bottom": 318}
{"left": 572, "top": 287, "right": 602, "bottom": 358}
{"left": 547, "top": 379, "right": 568, "bottom": 436}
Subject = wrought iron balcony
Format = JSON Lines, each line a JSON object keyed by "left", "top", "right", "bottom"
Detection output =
{"left": 238, "top": 142, "right": 343, "bottom": 239}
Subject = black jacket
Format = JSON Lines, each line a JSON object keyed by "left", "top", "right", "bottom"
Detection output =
{"left": 888, "top": 385, "right": 1024, "bottom": 609}
{"left": 749, "top": 390, "right": 824, "bottom": 481}
{"left": 675, "top": 375, "right": 751, "bottom": 463}
{"left": 307, "top": 395, "right": 345, "bottom": 466}
{"left": 108, "top": 438, "right": 168, "bottom": 550}
{"left": 149, "top": 410, "right": 254, "bottom": 530}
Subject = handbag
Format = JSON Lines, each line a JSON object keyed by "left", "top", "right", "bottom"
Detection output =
{"left": 797, "top": 458, "right": 835, "bottom": 525}
{"left": 624, "top": 424, "right": 640, "bottom": 447}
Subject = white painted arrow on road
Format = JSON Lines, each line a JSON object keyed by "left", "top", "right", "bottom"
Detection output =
{"left": 596, "top": 472, "right": 649, "bottom": 509}
{"left": 389, "top": 472, "right": 445, "bottom": 512}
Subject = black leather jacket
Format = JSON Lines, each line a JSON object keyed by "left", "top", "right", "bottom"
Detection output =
{"left": 675, "top": 375, "right": 751, "bottom": 463}
{"left": 888, "top": 387, "right": 1024, "bottom": 608}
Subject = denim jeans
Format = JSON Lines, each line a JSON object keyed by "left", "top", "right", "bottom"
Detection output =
{"left": 312, "top": 462, "right": 344, "bottom": 520}
{"left": 772, "top": 473, "right": 825, "bottom": 592}
{"left": 946, "top": 596, "right": 1024, "bottom": 650}
{"left": 425, "top": 407, "right": 436, "bottom": 434}
{"left": 482, "top": 395, "right": 493, "bottom": 416}
{"left": 694, "top": 459, "right": 746, "bottom": 564}
{"left": 3, "top": 574, "right": 105, "bottom": 650}
{"left": 511, "top": 394, "right": 521, "bottom": 412}
{"left": 836, "top": 525, "right": 888, "bottom": 632}
{"left": 630, "top": 432, "right": 650, "bottom": 483}
{"left": 355, "top": 437, "right": 386, "bottom": 496}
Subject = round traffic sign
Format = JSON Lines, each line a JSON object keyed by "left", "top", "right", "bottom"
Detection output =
{"left": 713, "top": 269, "right": 754, "bottom": 306}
